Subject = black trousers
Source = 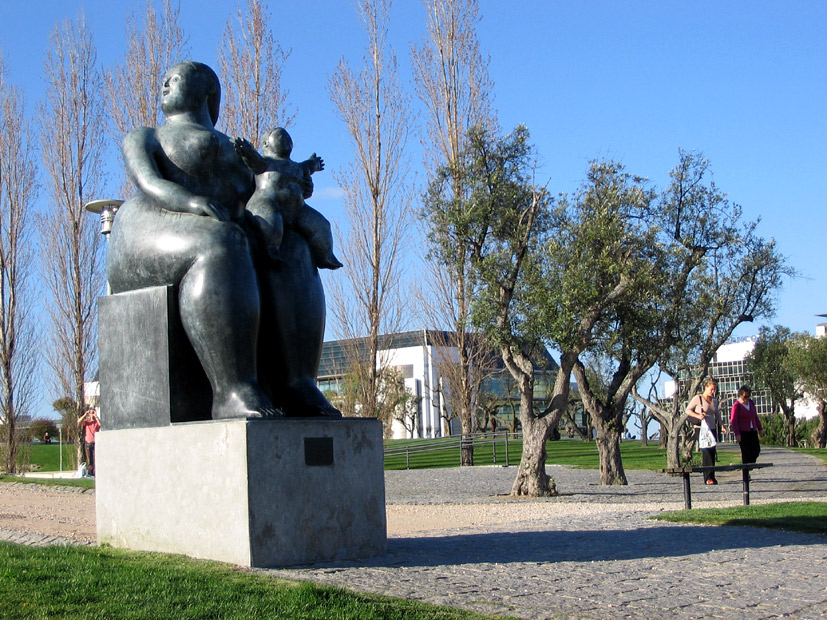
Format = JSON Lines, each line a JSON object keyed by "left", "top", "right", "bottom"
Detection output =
{"left": 700, "top": 428, "right": 718, "bottom": 482}
{"left": 738, "top": 430, "right": 761, "bottom": 464}
{"left": 84, "top": 441, "right": 96, "bottom": 476}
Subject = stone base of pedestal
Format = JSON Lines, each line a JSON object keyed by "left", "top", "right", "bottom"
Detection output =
{"left": 95, "top": 418, "right": 386, "bottom": 568}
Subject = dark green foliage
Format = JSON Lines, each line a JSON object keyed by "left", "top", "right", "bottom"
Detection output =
{"left": 745, "top": 326, "right": 803, "bottom": 446}
{"left": 27, "top": 418, "right": 59, "bottom": 442}
{"left": 761, "top": 414, "right": 821, "bottom": 448}
{"left": 788, "top": 334, "right": 827, "bottom": 448}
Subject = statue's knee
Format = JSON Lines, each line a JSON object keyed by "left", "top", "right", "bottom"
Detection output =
{"left": 208, "top": 223, "right": 251, "bottom": 261}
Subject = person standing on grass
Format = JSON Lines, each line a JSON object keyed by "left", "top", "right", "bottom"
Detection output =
{"left": 78, "top": 409, "right": 101, "bottom": 477}
{"left": 730, "top": 385, "right": 763, "bottom": 464}
{"left": 687, "top": 378, "right": 725, "bottom": 485}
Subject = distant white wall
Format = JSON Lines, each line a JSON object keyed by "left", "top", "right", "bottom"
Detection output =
{"left": 382, "top": 341, "right": 454, "bottom": 439}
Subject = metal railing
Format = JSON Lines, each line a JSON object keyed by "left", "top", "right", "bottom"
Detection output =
{"left": 383, "top": 431, "right": 522, "bottom": 469}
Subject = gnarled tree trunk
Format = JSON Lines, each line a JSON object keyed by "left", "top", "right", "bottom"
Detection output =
{"left": 593, "top": 415, "right": 627, "bottom": 485}
{"left": 511, "top": 414, "right": 558, "bottom": 496}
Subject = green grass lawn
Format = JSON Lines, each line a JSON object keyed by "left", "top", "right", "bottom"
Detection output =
{"left": 792, "top": 446, "right": 827, "bottom": 466}
{"left": 0, "top": 543, "right": 513, "bottom": 620}
{"left": 1, "top": 443, "right": 92, "bottom": 488}
{"left": 0, "top": 475, "right": 95, "bottom": 489}
{"left": 27, "top": 443, "right": 77, "bottom": 472}
{"left": 384, "top": 437, "right": 742, "bottom": 471}
{"left": 652, "top": 501, "right": 827, "bottom": 536}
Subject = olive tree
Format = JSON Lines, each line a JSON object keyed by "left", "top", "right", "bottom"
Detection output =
{"left": 632, "top": 152, "right": 792, "bottom": 468}
{"left": 745, "top": 325, "right": 804, "bottom": 446}
{"left": 562, "top": 162, "right": 660, "bottom": 485}
{"left": 788, "top": 333, "right": 827, "bottom": 448}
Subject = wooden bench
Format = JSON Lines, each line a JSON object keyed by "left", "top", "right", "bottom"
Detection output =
{"left": 660, "top": 463, "right": 774, "bottom": 510}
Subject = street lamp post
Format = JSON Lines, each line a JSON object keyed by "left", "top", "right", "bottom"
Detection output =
{"left": 85, "top": 199, "right": 123, "bottom": 295}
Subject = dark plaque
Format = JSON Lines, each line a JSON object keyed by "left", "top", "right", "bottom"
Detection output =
{"left": 304, "top": 437, "right": 334, "bottom": 467}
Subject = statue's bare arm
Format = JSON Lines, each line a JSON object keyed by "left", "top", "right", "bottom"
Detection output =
{"left": 123, "top": 127, "right": 230, "bottom": 222}
{"left": 301, "top": 153, "right": 324, "bottom": 175}
{"left": 232, "top": 137, "right": 268, "bottom": 175}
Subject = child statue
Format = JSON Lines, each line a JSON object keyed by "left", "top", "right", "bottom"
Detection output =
{"left": 234, "top": 128, "right": 343, "bottom": 269}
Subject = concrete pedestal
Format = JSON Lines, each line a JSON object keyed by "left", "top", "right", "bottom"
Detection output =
{"left": 96, "top": 418, "right": 387, "bottom": 567}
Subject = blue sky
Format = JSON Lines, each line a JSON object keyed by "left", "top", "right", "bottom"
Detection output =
{"left": 1, "top": 1, "right": 825, "bottom": 416}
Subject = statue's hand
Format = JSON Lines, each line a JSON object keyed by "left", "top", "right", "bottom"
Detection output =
{"left": 233, "top": 137, "right": 266, "bottom": 174}
{"left": 191, "top": 196, "right": 230, "bottom": 221}
{"left": 301, "top": 176, "right": 314, "bottom": 200}
{"left": 309, "top": 153, "right": 325, "bottom": 173}
{"left": 232, "top": 136, "right": 250, "bottom": 153}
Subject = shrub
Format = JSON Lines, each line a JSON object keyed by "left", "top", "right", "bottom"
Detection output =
{"left": 760, "top": 413, "right": 818, "bottom": 447}
{"left": 27, "top": 418, "right": 59, "bottom": 443}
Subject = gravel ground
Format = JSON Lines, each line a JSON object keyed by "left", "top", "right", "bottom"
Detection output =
{"left": 0, "top": 483, "right": 96, "bottom": 545}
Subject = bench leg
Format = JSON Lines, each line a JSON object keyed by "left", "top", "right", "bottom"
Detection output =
{"left": 742, "top": 469, "right": 750, "bottom": 506}
{"left": 682, "top": 472, "right": 692, "bottom": 510}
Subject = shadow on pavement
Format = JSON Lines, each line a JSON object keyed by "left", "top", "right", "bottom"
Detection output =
{"left": 364, "top": 523, "right": 824, "bottom": 567}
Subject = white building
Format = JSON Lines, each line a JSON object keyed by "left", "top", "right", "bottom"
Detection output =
{"left": 316, "top": 330, "right": 566, "bottom": 439}
{"left": 317, "top": 331, "right": 451, "bottom": 439}
{"left": 665, "top": 333, "right": 820, "bottom": 420}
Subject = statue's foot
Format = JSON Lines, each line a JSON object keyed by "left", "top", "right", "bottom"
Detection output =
{"left": 282, "top": 381, "right": 343, "bottom": 418}
{"left": 213, "top": 383, "right": 284, "bottom": 420}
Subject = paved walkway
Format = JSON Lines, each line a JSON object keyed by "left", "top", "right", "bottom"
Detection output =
{"left": 268, "top": 446, "right": 827, "bottom": 620}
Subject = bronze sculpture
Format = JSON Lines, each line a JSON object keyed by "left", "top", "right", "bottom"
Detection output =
{"left": 107, "top": 61, "right": 341, "bottom": 420}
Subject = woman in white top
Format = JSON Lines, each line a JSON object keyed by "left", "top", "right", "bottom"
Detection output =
{"left": 686, "top": 378, "right": 725, "bottom": 485}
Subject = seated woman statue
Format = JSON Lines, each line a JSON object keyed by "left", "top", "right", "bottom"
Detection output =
{"left": 107, "top": 61, "right": 341, "bottom": 420}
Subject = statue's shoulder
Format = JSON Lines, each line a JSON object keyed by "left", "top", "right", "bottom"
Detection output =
{"left": 123, "top": 125, "right": 160, "bottom": 151}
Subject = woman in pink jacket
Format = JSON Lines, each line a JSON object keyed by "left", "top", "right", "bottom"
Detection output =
{"left": 730, "top": 385, "right": 763, "bottom": 464}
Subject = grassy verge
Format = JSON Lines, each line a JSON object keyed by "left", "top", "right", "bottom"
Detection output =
{"left": 651, "top": 501, "right": 827, "bottom": 535}
{"left": 384, "top": 438, "right": 742, "bottom": 471}
{"left": 0, "top": 475, "right": 94, "bottom": 489}
{"left": 0, "top": 543, "right": 512, "bottom": 620}
{"left": 791, "top": 447, "right": 827, "bottom": 466}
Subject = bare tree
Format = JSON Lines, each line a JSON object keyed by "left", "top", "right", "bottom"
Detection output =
{"left": 0, "top": 54, "right": 39, "bottom": 474}
{"left": 105, "top": 0, "right": 188, "bottom": 137}
{"left": 412, "top": 0, "right": 496, "bottom": 463}
{"left": 411, "top": 0, "right": 494, "bottom": 171}
{"left": 104, "top": 0, "right": 189, "bottom": 192}
{"left": 40, "top": 16, "right": 108, "bottom": 469}
{"left": 417, "top": 260, "right": 497, "bottom": 438}
{"left": 218, "top": 0, "right": 293, "bottom": 145}
{"left": 326, "top": 0, "right": 414, "bottom": 422}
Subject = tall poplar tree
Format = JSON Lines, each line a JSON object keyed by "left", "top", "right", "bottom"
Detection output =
{"left": 40, "top": 16, "right": 107, "bottom": 468}
{"left": 0, "top": 54, "right": 39, "bottom": 474}
{"left": 218, "top": 0, "right": 293, "bottom": 145}
{"left": 412, "top": 0, "right": 496, "bottom": 460}
{"left": 327, "top": 0, "right": 413, "bottom": 424}
{"left": 105, "top": 0, "right": 189, "bottom": 197}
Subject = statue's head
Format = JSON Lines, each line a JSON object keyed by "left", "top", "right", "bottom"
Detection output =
{"left": 262, "top": 127, "right": 293, "bottom": 158}
{"left": 161, "top": 61, "right": 221, "bottom": 125}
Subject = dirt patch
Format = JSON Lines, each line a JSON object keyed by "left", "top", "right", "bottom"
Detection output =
{"left": 0, "top": 482, "right": 685, "bottom": 544}
{"left": 1, "top": 484, "right": 586, "bottom": 543}
{"left": 0, "top": 484, "right": 97, "bottom": 543}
